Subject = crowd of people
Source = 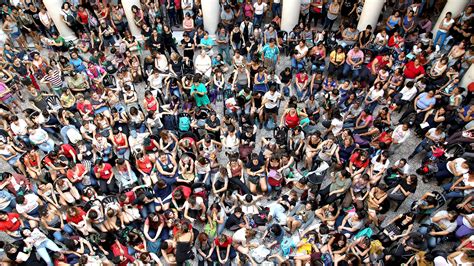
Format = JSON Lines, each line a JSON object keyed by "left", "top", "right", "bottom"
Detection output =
{"left": 0, "top": 0, "right": 473, "bottom": 265}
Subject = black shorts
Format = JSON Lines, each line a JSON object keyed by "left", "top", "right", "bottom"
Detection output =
{"left": 265, "top": 106, "right": 278, "bottom": 114}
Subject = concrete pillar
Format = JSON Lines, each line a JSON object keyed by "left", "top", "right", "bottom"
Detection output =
{"left": 432, "top": 0, "right": 470, "bottom": 33}
{"left": 357, "top": 0, "right": 385, "bottom": 31}
{"left": 122, "top": 0, "right": 143, "bottom": 38}
{"left": 43, "top": 0, "right": 76, "bottom": 41}
{"left": 202, "top": 0, "right": 220, "bottom": 35}
{"left": 460, "top": 64, "right": 473, "bottom": 88}
{"left": 281, "top": 0, "right": 301, "bottom": 33}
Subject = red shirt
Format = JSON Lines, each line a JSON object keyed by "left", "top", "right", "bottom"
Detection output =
{"left": 145, "top": 96, "right": 158, "bottom": 112}
{"left": 367, "top": 55, "right": 389, "bottom": 72}
{"left": 136, "top": 156, "right": 154, "bottom": 174}
{"left": 77, "top": 101, "right": 93, "bottom": 115}
{"left": 94, "top": 163, "right": 113, "bottom": 180}
{"left": 0, "top": 213, "right": 21, "bottom": 232}
{"left": 349, "top": 152, "right": 369, "bottom": 169}
{"left": 119, "top": 191, "right": 137, "bottom": 207}
{"left": 66, "top": 208, "right": 86, "bottom": 224}
{"left": 404, "top": 61, "right": 425, "bottom": 79}
{"left": 60, "top": 144, "right": 77, "bottom": 159}
{"left": 214, "top": 236, "right": 233, "bottom": 248}
{"left": 77, "top": 10, "right": 89, "bottom": 24}
{"left": 296, "top": 73, "right": 308, "bottom": 84}
{"left": 285, "top": 112, "right": 300, "bottom": 128}
{"left": 172, "top": 186, "right": 192, "bottom": 200}
{"left": 66, "top": 164, "right": 86, "bottom": 183}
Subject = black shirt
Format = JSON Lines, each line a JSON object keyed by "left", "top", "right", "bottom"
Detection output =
{"left": 225, "top": 213, "right": 243, "bottom": 229}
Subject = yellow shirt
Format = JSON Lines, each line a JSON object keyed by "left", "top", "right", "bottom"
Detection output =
{"left": 296, "top": 238, "right": 312, "bottom": 255}
{"left": 330, "top": 50, "right": 346, "bottom": 64}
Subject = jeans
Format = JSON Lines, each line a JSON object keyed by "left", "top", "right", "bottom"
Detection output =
{"left": 418, "top": 226, "right": 438, "bottom": 249}
{"left": 410, "top": 138, "right": 429, "bottom": 157}
{"left": 272, "top": 3, "right": 281, "bottom": 17}
{"left": 434, "top": 162, "right": 454, "bottom": 185}
{"left": 60, "top": 125, "right": 77, "bottom": 144}
{"left": 294, "top": 85, "right": 309, "bottom": 101}
{"left": 0, "top": 200, "right": 16, "bottom": 212}
{"left": 291, "top": 58, "right": 305, "bottom": 71}
{"left": 217, "top": 45, "right": 232, "bottom": 64}
{"left": 37, "top": 139, "right": 55, "bottom": 153}
{"left": 433, "top": 31, "right": 448, "bottom": 49}
{"left": 140, "top": 202, "right": 156, "bottom": 219}
{"left": 115, "top": 147, "right": 130, "bottom": 160}
{"left": 52, "top": 224, "right": 74, "bottom": 242}
{"left": 37, "top": 239, "right": 61, "bottom": 266}
{"left": 254, "top": 14, "right": 264, "bottom": 27}
{"left": 442, "top": 182, "right": 464, "bottom": 199}
{"left": 324, "top": 17, "right": 336, "bottom": 30}
{"left": 342, "top": 63, "right": 361, "bottom": 79}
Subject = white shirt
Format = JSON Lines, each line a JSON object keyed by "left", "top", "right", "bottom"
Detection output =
{"left": 391, "top": 125, "right": 410, "bottom": 143}
{"left": 439, "top": 18, "right": 454, "bottom": 33}
{"left": 195, "top": 55, "right": 212, "bottom": 74}
{"left": 253, "top": 2, "right": 267, "bottom": 15}
{"left": 367, "top": 88, "right": 384, "bottom": 101}
{"left": 331, "top": 118, "right": 343, "bottom": 136}
{"left": 295, "top": 45, "right": 309, "bottom": 58}
{"left": 184, "top": 196, "right": 204, "bottom": 210}
{"left": 400, "top": 85, "right": 418, "bottom": 101}
{"left": 263, "top": 91, "right": 281, "bottom": 109}
{"left": 371, "top": 155, "right": 389, "bottom": 172}
{"left": 148, "top": 74, "right": 164, "bottom": 90}
{"left": 430, "top": 210, "right": 457, "bottom": 232}
{"left": 462, "top": 213, "right": 474, "bottom": 229}
{"left": 16, "top": 193, "right": 40, "bottom": 215}
{"left": 374, "top": 33, "right": 388, "bottom": 45}
{"left": 393, "top": 160, "right": 411, "bottom": 175}
{"left": 10, "top": 119, "right": 28, "bottom": 136}
{"left": 233, "top": 228, "right": 247, "bottom": 245}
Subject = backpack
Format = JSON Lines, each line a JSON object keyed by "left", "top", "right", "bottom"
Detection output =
{"left": 178, "top": 114, "right": 191, "bottom": 132}
{"left": 162, "top": 114, "right": 177, "bottom": 130}
{"left": 274, "top": 127, "right": 288, "bottom": 148}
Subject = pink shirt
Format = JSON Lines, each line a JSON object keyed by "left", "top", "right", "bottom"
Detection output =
{"left": 346, "top": 49, "right": 364, "bottom": 65}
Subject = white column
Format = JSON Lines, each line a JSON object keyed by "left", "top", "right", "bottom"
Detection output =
{"left": 202, "top": 0, "right": 220, "bottom": 35}
{"left": 281, "top": 0, "right": 301, "bottom": 33}
{"left": 432, "top": 0, "right": 470, "bottom": 33}
{"left": 43, "top": 0, "right": 76, "bottom": 41}
{"left": 460, "top": 64, "right": 473, "bottom": 88}
{"left": 357, "top": 0, "right": 384, "bottom": 31}
{"left": 122, "top": 0, "right": 143, "bottom": 38}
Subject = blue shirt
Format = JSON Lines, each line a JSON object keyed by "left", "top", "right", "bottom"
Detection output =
{"left": 262, "top": 44, "right": 279, "bottom": 60}
{"left": 416, "top": 92, "right": 436, "bottom": 109}
{"left": 200, "top": 38, "right": 215, "bottom": 47}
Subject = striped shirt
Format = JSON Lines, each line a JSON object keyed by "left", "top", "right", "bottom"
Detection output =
{"left": 44, "top": 69, "right": 63, "bottom": 88}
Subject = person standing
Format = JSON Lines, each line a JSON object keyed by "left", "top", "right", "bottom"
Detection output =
{"left": 433, "top": 12, "right": 455, "bottom": 50}
{"left": 253, "top": 0, "right": 267, "bottom": 27}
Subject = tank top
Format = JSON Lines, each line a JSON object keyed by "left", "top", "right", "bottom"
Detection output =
{"left": 285, "top": 112, "right": 299, "bottom": 128}
{"left": 230, "top": 163, "right": 242, "bottom": 177}
{"left": 232, "top": 30, "right": 242, "bottom": 44}
{"left": 158, "top": 155, "right": 173, "bottom": 173}
{"left": 137, "top": 157, "right": 153, "bottom": 174}
{"left": 114, "top": 135, "right": 126, "bottom": 147}
{"left": 145, "top": 97, "right": 158, "bottom": 111}
{"left": 387, "top": 16, "right": 400, "bottom": 29}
